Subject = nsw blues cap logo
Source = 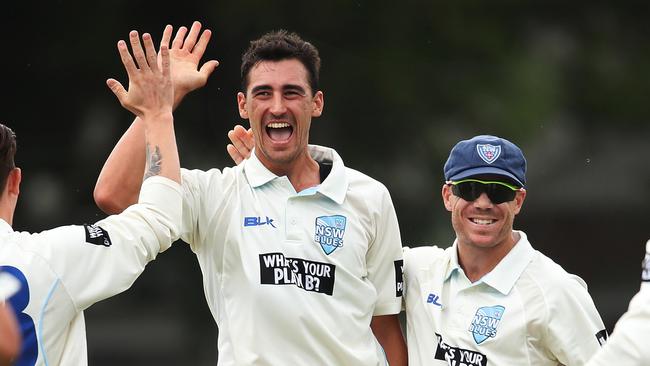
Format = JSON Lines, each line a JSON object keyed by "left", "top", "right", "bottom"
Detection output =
{"left": 476, "top": 144, "right": 501, "bottom": 164}
{"left": 314, "top": 215, "right": 346, "bottom": 255}
{"left": 468, "top": 305, "right": 505, "bottom": 344}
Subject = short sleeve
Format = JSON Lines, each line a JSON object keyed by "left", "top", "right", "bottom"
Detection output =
{"left": 366, "top": 185, "right": 404, "bottom": 316}
{"left": 545, "top": 274, "right": 607, "bottom": 364}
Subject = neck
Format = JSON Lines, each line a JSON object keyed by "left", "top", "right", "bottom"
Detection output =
{"left": 258, "top": 149, "right": 321, "bottom": 193}
{"left": 0, "top": 202, "right": 14, "bottom": 227}
{"left": 457, "top": 231, "right": 520, "bottom": 282}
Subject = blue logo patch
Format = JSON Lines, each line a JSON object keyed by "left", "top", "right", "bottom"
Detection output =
{"left": 314, "top": 215, "right": 346, "bottom": 255}
{"left": 244, "top": 216, "right": 276, "bottom": 228}
{"left": 468, "top": 305, "right": 505, "bottom": 344}
{"left": 476, "top": 144, "right": 501, "bottom": 164}
{"left": 427, "top": 293, "right": 442, "bottom": 307}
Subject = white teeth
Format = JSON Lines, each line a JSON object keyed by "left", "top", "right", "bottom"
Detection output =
{"left": 268, "top": 122, "right": 290, "bottom": 128}
{"left": 471, "top": 219, "right": 494, "bottom": 225}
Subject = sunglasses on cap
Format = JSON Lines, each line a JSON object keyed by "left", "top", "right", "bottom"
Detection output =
{"left": 447, "top": 179, "right": 523, "bottom": 204}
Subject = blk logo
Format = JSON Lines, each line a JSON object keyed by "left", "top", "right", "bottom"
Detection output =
{"left": 244, "top": 216, "right": 276, "bottom": 228}
{"left": 427, "top": 293, "right": 442, "bottom": 307}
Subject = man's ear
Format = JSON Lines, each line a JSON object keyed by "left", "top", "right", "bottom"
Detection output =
{"left": 312, "top": 91, "right": 324, "bottom": 117}
{"left": 512, "top": 189, "right": 526, "bottom": 215}
{"left": 6, "top": 168, "right": 20, "bottom": 196}
{"left": 237, "top": 92, "right": 248, "bottom": 119}
{"left": 442, "top": 184, "right": 454, "bottom": 212}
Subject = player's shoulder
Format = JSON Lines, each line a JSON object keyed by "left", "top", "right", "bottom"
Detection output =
{"left": 345, "top": 167, "right": 391, "bottom": 196}
{"left": 403, "top": 245, "right": 447, "bottom": 269}
{"left": 523, "top": 250, "right": 589, "bottom": 295}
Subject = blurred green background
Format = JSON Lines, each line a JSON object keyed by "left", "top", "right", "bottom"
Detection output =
{"left": 3, "top": 0, "right": 649, "bottom": 364}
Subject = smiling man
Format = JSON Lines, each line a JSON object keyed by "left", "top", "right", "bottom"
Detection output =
{"left": 403, "top": 135, "right": 607, "bottom": 365}
{"left": 94, "top": 28, "right": 406, "bottom": 365}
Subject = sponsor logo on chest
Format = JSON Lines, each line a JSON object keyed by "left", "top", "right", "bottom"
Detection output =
{"left": 314, "top": 215, "right": 346, "bottom": 255}
{"left": 259, "top": 252, "right": 336, "bottom": 295}
{"left": 435, "top": 333, "right": 487, "bottom": 366}
{"left": 468, "top": 305, "right": 505, "bottom": 344}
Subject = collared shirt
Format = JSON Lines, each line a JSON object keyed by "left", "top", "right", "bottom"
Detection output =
{"left": 180, "top": 144, "right": 404, "bottom": 366}
{"left": 586, "top": 240, "right": 650, "bottom": 366}
{"left": 404, "top": 231, "right": 606, "bottom": 366}
{"left": 0, "top": 177, "right": 181, "bottom": 365}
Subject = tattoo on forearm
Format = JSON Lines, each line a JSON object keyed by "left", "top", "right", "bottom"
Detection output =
{"left": 144, "top": 143, "right": 162, "bottom": 180}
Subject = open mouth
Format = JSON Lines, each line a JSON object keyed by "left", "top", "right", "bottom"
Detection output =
{"left": 470, "top": 218, "right": 496, "bottom": 226}
{"left": 266, "top": 122, "right": 293, "bottom": 142}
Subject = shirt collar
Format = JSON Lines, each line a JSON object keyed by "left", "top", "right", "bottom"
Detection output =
{"left": 243, "top": 144, "right": 348, "bottom": 204}
{"left": 444, "top": 230, "right": 536, "bottom": 295}
{"left": 0, "top": 219, "right": 12, "bottom": 234}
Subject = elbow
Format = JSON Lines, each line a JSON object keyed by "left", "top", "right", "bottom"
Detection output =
{"left": 94, "top": 183, "right": 125, "bottom": 215}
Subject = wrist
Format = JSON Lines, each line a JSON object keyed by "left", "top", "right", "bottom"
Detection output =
{"left": 140, "top": 110, "right": 174, "bottom": 125}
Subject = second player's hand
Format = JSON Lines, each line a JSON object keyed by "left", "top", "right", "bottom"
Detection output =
{"left": 226, "top": 125, "right": 254, "bottom": 165}
{"left": 159, "top": 21, "right": 219, "bottom": 108}
{"left": 106, "top": 31, "right": 173, "bottom": 120}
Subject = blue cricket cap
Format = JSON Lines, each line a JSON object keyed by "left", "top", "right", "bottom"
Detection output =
{"left": 443, "top": 135, "right": 527, "bottom": 187}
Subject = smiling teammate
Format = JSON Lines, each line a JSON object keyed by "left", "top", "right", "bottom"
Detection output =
{"left": 94, "top": 28, "right": 407, "bottom": 365}
{"left": 403, "top": 135, "right": 606, "bottom": 365}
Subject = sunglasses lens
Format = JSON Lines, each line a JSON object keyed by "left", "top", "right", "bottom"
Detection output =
{"left": 451, "top": 181, "right": 517, "bottom": 204}
{"left": 487, "top": 184, "right": 517, "bottom": 204}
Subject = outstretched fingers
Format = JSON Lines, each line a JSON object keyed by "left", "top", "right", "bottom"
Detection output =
{"left": 160, "top": 24, "right": 173, "bottom": 51}
{"left": 142, "top": 33, "right": 159, "bottom": 72}
{"left": 171, "top": 26, "right": 188, "bottom": 50}
{"left": 182, "top": 21, "right": 203, "bottom": 52}
{"left": 129, "top": 30, "right": 150, "bottom": 71}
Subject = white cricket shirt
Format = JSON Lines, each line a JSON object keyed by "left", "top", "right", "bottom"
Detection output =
{"left": 404, "top": 231, "right": 606, "bottom": 366}
{"left": 0, "top": 177, "right": 181, "bottom": 365}
{"left": 180, "top": 144, "right": 404, "bottom": 366}
{"left": 586, "top": 239, "right": 650, "bottom": 366}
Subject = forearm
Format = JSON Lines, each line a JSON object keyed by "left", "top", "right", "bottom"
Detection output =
{"left": 142, "top": 112, "right": 180, "bottom": 184}
{"left": 94, "top": 118, "right": 146, "bottom": 214}
{"left": 371, "top": 314, "right": 408, "bottom": 366}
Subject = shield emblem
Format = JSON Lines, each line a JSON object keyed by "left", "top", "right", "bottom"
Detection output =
{"left": 476, "top": 144, "right": 501, "bottom": 164}
{"left": 469, "top": 305, "right": 505, "bottom": 344}
{"left": 314, "top": 215, "right": 346, "bottom": 255}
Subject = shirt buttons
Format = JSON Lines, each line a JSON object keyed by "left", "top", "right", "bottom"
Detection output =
{"left": 291, "top": 218, "right": 297, "bottom": 225}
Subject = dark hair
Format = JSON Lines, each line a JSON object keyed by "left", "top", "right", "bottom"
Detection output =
{"left": 0, "top": 124, "right": 16, "bottom": 195}
{"left": 241, "top": 30, "right": 321, "bottom": 93}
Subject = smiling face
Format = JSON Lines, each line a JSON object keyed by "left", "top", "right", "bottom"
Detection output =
{"left": 237, "top": 59, "right": 323, "bottom": 173}
{"left": 442, "top": 179, "right": 526, "bottom": 252}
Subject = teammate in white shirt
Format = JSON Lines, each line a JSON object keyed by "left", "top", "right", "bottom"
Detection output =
{"left": 403, "top": 135, "right": 607, "bottom": 365}
{"left": 586, "top": 239, "right": 650, "bottom": 366}
{"left": 0, "top": 29, "right": 181, "bottom": 365}
{"left": 94, "top": 25, "right": 407, "bottom": 365}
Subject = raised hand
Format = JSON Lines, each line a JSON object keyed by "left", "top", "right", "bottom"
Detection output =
{"left": 226, "top": 125, "right": 254, "bottom": 165}
{"left": 107, "top": 31, "right": 173, "bottom": 120}
{"left": 159, "top": 21, "right": 219, "bottom": 107}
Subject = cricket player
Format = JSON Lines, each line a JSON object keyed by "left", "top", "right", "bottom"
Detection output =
{"left": 0, "top": 29, "right": 180, "bottom": 365}
{"left": 94, "top": 24, "right": 407, "bottom": 365}
{"left": 402, "top": 135, "right": 607, "bottom": 365}
{"left": 586, "top": 239, "right": 650, "bottom": 365}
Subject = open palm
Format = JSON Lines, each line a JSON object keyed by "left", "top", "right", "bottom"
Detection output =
{"left": 158, "top": 21, "right": 219, "bottom": 107}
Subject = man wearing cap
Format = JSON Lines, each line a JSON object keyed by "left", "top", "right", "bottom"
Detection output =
{"left": 403, "top": 135, "right": 607, "bottom": 365}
